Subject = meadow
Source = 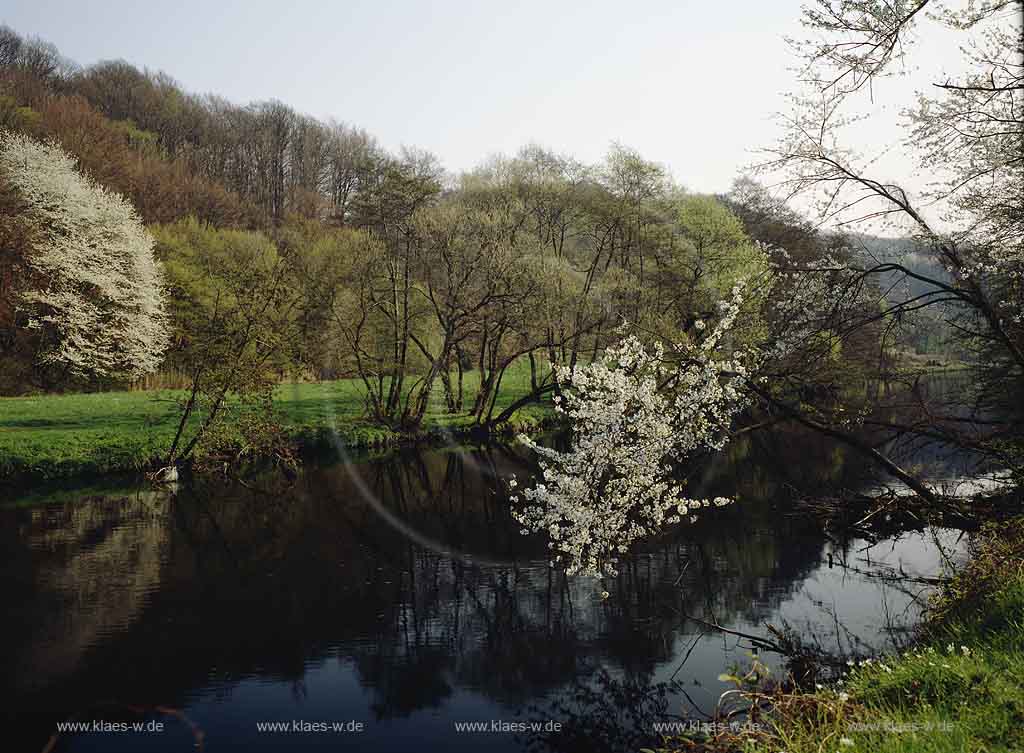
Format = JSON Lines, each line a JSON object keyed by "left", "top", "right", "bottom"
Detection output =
{"left": 0, "top": 363, "right": 553, "bottom": 482}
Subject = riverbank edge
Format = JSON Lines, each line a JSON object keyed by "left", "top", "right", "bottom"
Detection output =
{"left": 676, "top": 515, "right": 1024, "bottom": 753}
{"left": 0, "top": 404, "right": 559, "bottom": 486}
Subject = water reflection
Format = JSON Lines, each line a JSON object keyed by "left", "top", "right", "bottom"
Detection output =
{"left": 0, "top": 429, "right": 965, "bottom": 752}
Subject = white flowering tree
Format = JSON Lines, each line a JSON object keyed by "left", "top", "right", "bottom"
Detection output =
{"left": 511, "top": 283, "right": 762, "bottom": 575}
{"left": 0, "top": 131, "right": 169, "bottom": 380}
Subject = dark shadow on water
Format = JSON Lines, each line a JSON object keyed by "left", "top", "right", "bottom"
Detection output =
{"left": 0, "top": 423, "right": 969, "bottom": 752}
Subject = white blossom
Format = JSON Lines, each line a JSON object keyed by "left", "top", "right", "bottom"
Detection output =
{"left": 512, "top": 283, "right": 760, "bottom": 575}
{"left": 0, "top": 131, "right": 169, "bottom": 379}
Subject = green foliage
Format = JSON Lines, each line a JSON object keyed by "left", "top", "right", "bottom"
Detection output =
{"left": 638, "top": 194, "right": 770, "bottom": 351}
{"left": 114, "top": 118, "right": 160, "bottom": 155}
{"left": 153, "top": 218, "right": 300, "bottom": 462}
{"left": 0, "top": 95, "right": 38, "bottom": 131}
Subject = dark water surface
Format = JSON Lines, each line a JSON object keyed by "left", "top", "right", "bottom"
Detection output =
{"left": 1, "top": 431, "right": 966, "bottom": 752}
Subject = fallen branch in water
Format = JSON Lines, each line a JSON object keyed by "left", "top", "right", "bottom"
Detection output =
{"left": 676, "top": 611, "right": 787, "bottom": 654}
{"left": 792, "top": 488, "right": 1022, "bottom": 543}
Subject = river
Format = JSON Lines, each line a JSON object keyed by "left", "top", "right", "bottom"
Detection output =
{"left": 1, "top": 427, "right": 971, "bottom": 752}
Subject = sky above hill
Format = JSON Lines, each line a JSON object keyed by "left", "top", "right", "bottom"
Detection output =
{"left": 3, "top": 0, "right": 977, "bottom": 220}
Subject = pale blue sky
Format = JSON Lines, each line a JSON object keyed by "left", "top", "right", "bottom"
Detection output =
{"left": 1, "top": 0, "right": 967, "bottom": 201}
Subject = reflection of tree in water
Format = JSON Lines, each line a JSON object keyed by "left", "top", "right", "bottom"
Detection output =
{"left": 340, "top": 441, "right": 852, "bottom": 719}
{"left": 521, "top": 667, "right": 685, "bottom": 753}
{"left": 0, "top": 425, "right": 913, "bottom": 744}
{"left": 0, "top": 490, "right": 172, "bottom": 695}
{"left": 356, "top": 646, "right": 454, "bottom": 719}
{"left": 165, "top": 445, "right": 839, "bottom": 721}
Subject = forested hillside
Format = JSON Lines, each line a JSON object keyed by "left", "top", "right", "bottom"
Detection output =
{"left": 0, "top": 23, "right": 848, "bottom": 413}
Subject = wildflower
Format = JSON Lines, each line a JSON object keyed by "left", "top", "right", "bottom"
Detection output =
{"left": 838, "top": 692, "right": 850, "bottom": 702}
{"left": 840, "top": 738, "right": 854, "bottom": 747}
{"left": 961, "top": 646, "right": 971, "bottom": 656}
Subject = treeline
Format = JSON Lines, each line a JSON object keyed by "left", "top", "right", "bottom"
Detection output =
{"left": 0, "top": 25, "right": 850, "bottom": 446}
{"left": 2, "top": 24, "right": 392, "bottom": 229}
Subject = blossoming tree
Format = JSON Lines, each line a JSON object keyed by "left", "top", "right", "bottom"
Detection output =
{"left": 511, "top": 283, "right": 763, "bottom": 575}
{"left": 0, "top": 131, "right": 169, "bottom": 380}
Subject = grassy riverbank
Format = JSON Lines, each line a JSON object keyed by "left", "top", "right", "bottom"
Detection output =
{"left": 0, "top": 366, "right": 555, "bottom": 482}
{"left": 696, "top": 517, "right": 1024, "bottom": 753}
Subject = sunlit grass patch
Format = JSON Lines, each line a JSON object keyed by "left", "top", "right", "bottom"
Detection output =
{"left": 0, "top": 362, "right": 555, "bottom": 482}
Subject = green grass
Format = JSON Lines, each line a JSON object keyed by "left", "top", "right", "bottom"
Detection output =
{"left": 731, "top": 517, "right": 1024, "bottom": 753}
{"left": 0, "top": 362, "right": 555, "bottom": 482}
